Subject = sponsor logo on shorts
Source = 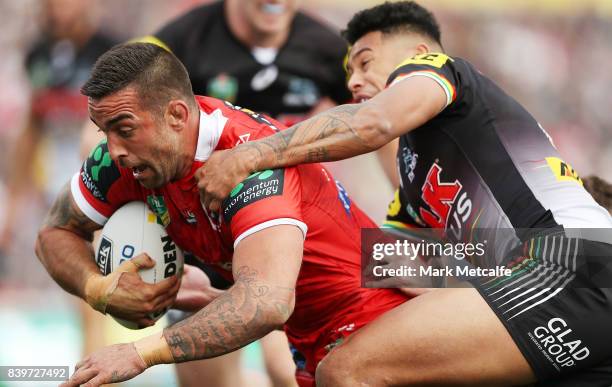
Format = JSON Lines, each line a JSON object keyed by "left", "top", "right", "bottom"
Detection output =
{"left": 96, "top": 236, "right": 113, "bottom": 275}
{"left": 528, "top": 317, "right": 590, "bottom": 371}
{"left": 420, "top": 162, "right": 472, "bottom": 239}
{"left": 222, "top": 169, "right": 284, "bottom": 222}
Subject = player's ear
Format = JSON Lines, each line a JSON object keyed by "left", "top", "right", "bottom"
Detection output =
{"left": 165, "top": 100, "right": 189, "bottom": 131}
{"left": 414, "top": 43, "right": 430, "bottom": 55}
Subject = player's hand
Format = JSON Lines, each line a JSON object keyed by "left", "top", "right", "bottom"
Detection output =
{"left": 61, "top": 343, "right": 146, "bottom": 387}
{"left": 196, "top": 147, "right": 255, "bottom": 213}
{"left": 85, "top": 253, "right": 181, "bottom": 327}
{"left": 173, "top": 263, "right": 225, "bottom": 312}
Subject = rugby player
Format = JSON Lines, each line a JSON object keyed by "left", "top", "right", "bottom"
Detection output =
{"left": 35, "top": 42, "right": 409, "bottom": 387}
{"left": 197, "top": 2, "right": 612, "bottom": 385}
{"left": 142, "top": 1, "right": 356, "bottom": 385}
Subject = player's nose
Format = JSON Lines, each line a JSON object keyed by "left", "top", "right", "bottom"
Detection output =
{"left": 106, "top": 135, "right": 129, "bottom": 161}
{"left": 347, "top": 73, "right": 364, "bottom": 96}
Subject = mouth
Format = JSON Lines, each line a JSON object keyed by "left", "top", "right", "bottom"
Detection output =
{"left": 131, "top": 165, "right": 149, "bottom": 179}
{"left": 261, "top": 2, "right": 285, "bottom": 15}
{"left": 356, "top": 96, "right": 371, "bottom": 103}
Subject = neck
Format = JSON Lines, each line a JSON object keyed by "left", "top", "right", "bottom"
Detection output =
{"left": 224, "top": 1, "right": 287, "bottom": 48}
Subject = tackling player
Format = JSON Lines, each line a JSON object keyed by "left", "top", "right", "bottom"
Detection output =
{"left": 197, "top": 2, "right": 612, "bottom": 385}
{"left": 35, "top": 42, "right": 409, "bottom": 387}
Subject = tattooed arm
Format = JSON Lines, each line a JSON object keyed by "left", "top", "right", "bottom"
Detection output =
{"left": 197, "top": 76, "right": 446, "bottom": 210}
{"left": 61, "top": 224, "right": 302, "bottom": 387}
{"left": 35, "top": 182, "right": 102, "bottom": 298}
{"left": 35, "top": 183, "right": 180, "bottom": 325}
{"left": 163, "top": 224, "right": 302, "bottom": 362}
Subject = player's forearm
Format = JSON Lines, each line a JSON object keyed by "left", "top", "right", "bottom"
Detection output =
{"left": 162, "top": 266, "right": 293, "bottom": 362}
{"left": 243, "top": 103, "right": 393, "bottom": 171}
{"left": 35, "top": 227, "right": 98, "bottom": 299}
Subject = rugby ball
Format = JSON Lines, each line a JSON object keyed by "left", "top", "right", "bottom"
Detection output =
{"left": 94, "top": 201, "right": 184, "bottom": 329}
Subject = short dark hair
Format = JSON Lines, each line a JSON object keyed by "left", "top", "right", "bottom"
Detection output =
{"left": 342, "top": 1, "right": 441, "bottom": 46}
{"left": 81, "top": 42, "right": 195, "bottom": 113}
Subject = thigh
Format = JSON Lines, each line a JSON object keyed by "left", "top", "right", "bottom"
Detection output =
{"left": 320, "top": 288, "right": 536, "bottom": 386}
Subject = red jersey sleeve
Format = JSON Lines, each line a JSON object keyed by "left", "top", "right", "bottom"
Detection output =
{"left": 221, "top": 167, "right": 307, "bottom": 247}
{"left": 70, "top": 139, "right": 142, "bottom": 225}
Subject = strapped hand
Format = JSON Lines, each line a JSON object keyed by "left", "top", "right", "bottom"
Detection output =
{"left": 84, "top": 253, "right": 181, "bottom": 327}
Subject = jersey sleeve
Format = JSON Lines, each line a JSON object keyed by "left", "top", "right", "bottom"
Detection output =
{"left": 70, "top": 139, "right": 141, "bottom": 225}
{"left": 386, "top": 52, "right": 459, "bottom": 110}
{"left": 221, "top": 168, "right": 307, "bottom": 248}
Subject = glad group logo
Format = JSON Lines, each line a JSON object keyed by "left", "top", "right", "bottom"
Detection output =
{"left": 530, "top": 317, "right": 589, "bottom": 370}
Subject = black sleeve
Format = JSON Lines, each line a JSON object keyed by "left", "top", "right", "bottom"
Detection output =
{"left": 387, "top": 52, "right": 461, "bottom": 110}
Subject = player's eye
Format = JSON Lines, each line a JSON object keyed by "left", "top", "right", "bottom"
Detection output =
{"left": 118, "top": 127, "right": 134, "bottom": 138}
{"left": 362, "top": 59, "right": 372, "bottom": 70}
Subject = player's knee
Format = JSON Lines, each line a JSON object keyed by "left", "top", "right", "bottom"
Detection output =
{"left": 315, "top": 349, "right": 360, "bottom": 387}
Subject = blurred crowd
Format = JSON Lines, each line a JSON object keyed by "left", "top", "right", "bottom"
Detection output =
{"left": 0, "top": 0, "right": 610, "bottom": 289}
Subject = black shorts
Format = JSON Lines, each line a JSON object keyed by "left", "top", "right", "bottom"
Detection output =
{"left": 474, "top": 231, "right": 612, "bottom": 386}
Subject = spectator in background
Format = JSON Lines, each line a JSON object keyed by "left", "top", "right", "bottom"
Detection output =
{"left": 0, "top": 0, "right": 116, "bottom": 357}
{"left": 150, "top": 0, "right": 350, "bottom": 125}
{"left": 0, "top": 0, "right": 115, "bottom": 269}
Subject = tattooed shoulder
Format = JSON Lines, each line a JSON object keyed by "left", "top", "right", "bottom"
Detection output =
{"left": 42, "top": 183, "right": 100, "bottom": 239}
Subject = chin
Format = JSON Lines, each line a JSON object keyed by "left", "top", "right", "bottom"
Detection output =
{"left": 138, "top": 177, "right": 164, "bottom": 190}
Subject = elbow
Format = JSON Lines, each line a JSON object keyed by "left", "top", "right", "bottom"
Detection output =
{"left": 35, "top": 226, "right": 53, "bottom": 269}
{"left": 263, "top": 293, "right": 295, "bottom": 330}
{"left": 353, "top": 103, "right": 394, "bottom": 151}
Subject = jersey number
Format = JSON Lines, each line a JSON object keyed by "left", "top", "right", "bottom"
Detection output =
{"left": 397, "top": 53, "right": 452, "bottom": 69}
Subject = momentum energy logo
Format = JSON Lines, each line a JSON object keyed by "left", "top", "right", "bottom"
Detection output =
{"left": 223, "top": 169, "right": 284, "bottom": 222}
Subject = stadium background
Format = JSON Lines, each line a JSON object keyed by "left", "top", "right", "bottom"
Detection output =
{"left": 0, "top": 0, "right": 610, "bottom": 386}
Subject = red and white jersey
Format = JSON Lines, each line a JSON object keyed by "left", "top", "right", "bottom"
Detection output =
{"left": 72, "top": 96, "right": 407, "bottom": 371}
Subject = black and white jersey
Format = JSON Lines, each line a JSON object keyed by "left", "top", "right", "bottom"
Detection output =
{"left": 153, "top": 0, "right": 350, "bottom": 123}
{"left": 384, "top": 53, "right": 611, "bottom": 246}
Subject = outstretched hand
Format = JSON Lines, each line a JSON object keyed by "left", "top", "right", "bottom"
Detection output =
{"left": 173, "top": 264, "right": 225, "bottom": 312}
{"left": 196, "top": 147, "right": 255, "bottom": 213}
{"left": 61, "top": 343, "right": 147, "bottom": 387}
